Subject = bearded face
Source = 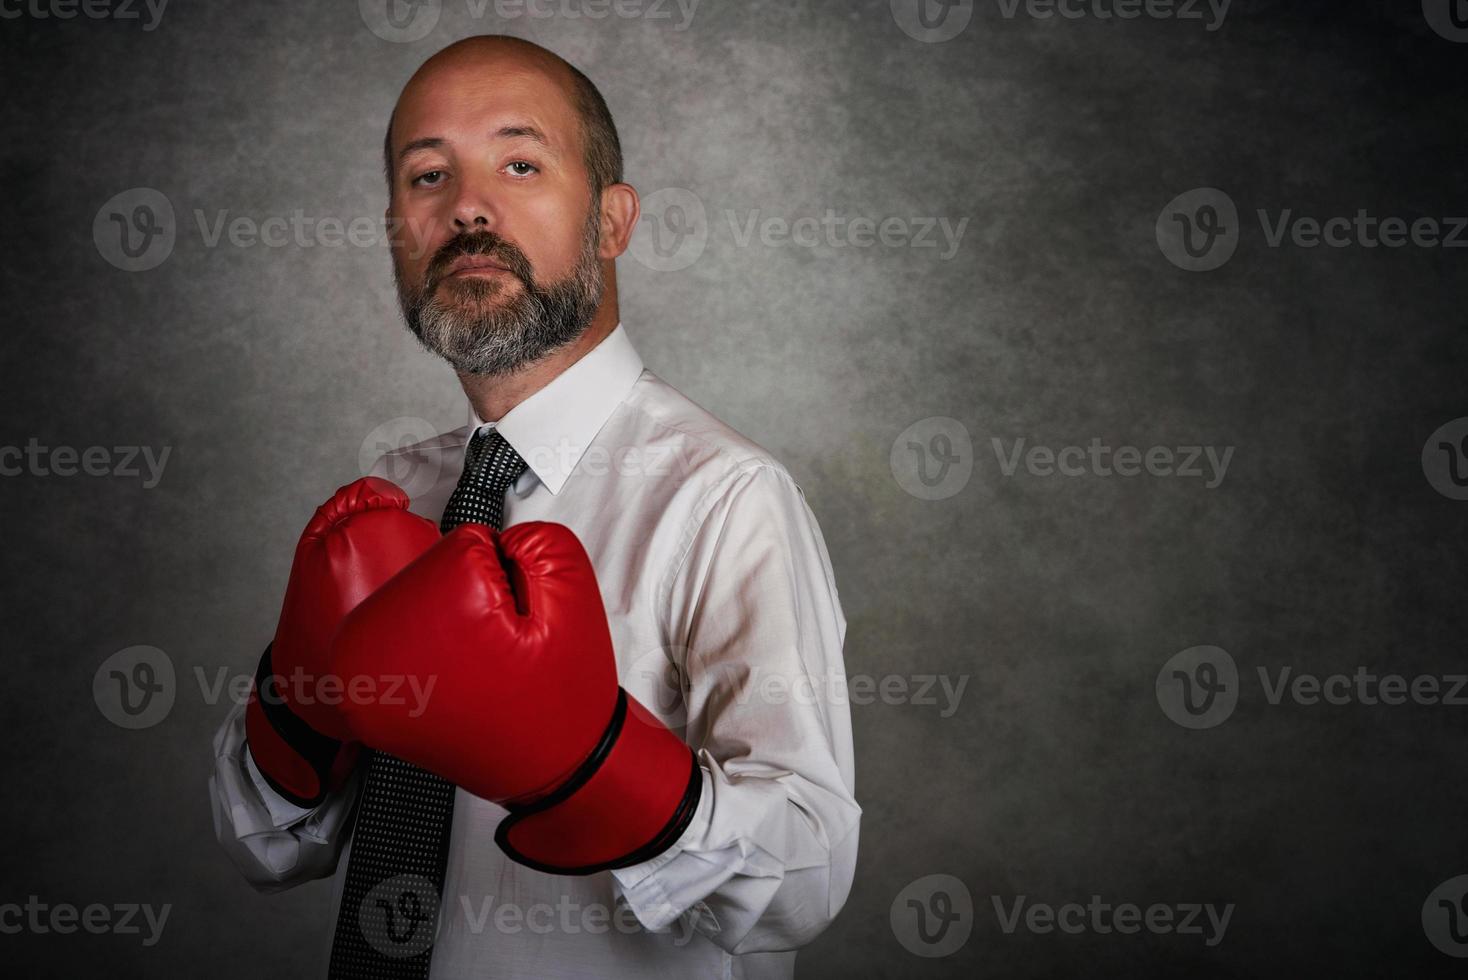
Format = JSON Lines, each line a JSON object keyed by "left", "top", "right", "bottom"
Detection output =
{"left": 395, "top": 204, "right": 604, "bottom": 377}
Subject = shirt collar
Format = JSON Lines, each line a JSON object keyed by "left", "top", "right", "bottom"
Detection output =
{"left": 465, "top": 323, "right": 645, "bottom": 495}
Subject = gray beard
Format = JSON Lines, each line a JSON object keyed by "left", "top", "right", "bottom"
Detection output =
{"left": 396, "top": 212, "right": 604, "bottom": 377}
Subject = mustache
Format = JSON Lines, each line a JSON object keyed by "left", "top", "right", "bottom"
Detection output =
{"left": 423, "top": 232, "right": 535, "bottom": 292}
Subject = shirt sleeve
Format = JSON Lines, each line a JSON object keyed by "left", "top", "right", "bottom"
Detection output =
{"left": 610, "top": 462, "right": 861, "bottom": 954}
{"left": 208, "top": 699, "right": 360, "bottom": 893}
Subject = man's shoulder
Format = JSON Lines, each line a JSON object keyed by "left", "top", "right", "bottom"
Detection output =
{"left": 364, "top": 422, "right": 470, "bottom": 496}
{"left": 617, "top": 370, "right": 799, "bottom": 493}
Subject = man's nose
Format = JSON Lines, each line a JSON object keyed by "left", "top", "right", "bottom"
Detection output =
{"left": 450, "top": 178, "right": 501, "bottom": 231}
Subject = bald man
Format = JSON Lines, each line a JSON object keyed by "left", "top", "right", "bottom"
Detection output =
{"left": 210, "top": 36, "right": 859, "bottom": 979}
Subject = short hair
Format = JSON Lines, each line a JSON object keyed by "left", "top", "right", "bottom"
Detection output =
{"left": 383, "top": 56, "right": 623, "bottom": 202}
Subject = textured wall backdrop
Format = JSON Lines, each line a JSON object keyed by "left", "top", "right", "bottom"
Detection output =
{"left": 2, "top": 1, "right": 1467, "bottom": 976}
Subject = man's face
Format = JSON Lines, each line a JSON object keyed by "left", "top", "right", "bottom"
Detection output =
{"left": 387, "top": 57, "right": 604, "bottom": 376}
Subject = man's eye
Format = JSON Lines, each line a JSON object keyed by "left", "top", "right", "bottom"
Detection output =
{"left": 412, "top": 170, "right": 445, "bottom": 187}
{"left": 507, "top": 161, "right": 538, "bottom": 177}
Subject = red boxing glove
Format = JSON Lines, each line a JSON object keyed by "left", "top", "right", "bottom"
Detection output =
{"left": 244, "top": 478, "right": 439, "bottom": 807}
{"left": 333, "top": 522, "right": 701, "bottom": 874}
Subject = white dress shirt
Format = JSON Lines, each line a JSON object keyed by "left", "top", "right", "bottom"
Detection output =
{"left": 209, "top": 323, "right": 860, "bottom": 979}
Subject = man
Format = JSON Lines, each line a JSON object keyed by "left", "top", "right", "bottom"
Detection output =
{"left": 209, "top": 34, "right": 858, "bottom": 979}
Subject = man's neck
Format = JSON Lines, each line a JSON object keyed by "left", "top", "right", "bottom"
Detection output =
{"left": 456, "top": 303, "right": 620, "bottom": 424}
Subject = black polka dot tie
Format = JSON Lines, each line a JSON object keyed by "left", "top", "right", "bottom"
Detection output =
{"left": 328, "top": 427, "right": 526, "bottom": 979}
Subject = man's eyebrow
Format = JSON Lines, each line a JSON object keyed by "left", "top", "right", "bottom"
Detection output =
{"left": 397, "top": 136, "right": 448, "bottom": 164}
{"left": 493, "top": 125, "right": 551, "bottom": 146}
{"left": 396, "top": 126, "right": 554, "bottom": 166}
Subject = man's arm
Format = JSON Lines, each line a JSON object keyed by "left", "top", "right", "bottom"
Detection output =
{"left": 611, "top": 462, "right": 861, "bottom": 954}
{"left": 209, "top": 478, "right": 439, "bottom": 891}
{"left": 209, "top": 700, "right": 360, "bottom": 893}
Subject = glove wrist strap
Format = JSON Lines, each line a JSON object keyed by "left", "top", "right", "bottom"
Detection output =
{"left": 246, "top": 643, "right": 346, "bottom": 808}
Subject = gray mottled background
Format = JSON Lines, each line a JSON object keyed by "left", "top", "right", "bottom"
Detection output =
{"left": 2, "top": 0, "right": 1467, "bottom": 976}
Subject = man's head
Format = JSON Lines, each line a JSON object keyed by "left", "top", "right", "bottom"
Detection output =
{"left": 385, "top": 36, "right": 637, "bottom": 377}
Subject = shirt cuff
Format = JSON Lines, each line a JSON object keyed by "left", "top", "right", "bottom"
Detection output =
{"left": 609, "top": 766, "right": 715, "bottom": 931}
{"left": 244, "top": 743, "right": 321, "bottom": 829}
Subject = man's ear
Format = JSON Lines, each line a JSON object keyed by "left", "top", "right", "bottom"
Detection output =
{"left": 595, "top": 183, "right": 640, "bottom": 260}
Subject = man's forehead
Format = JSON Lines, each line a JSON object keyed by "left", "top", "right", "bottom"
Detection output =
{"left": 394, "top": 57, "right": 578, "bottom": 142}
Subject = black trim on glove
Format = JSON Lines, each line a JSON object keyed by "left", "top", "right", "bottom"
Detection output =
{"left": 248, "top": 643, "right": 345, "bottom": 809}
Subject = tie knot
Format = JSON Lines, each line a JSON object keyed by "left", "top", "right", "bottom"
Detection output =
{"left": 441, "top": 428, "right": 526, "bottom": 532}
